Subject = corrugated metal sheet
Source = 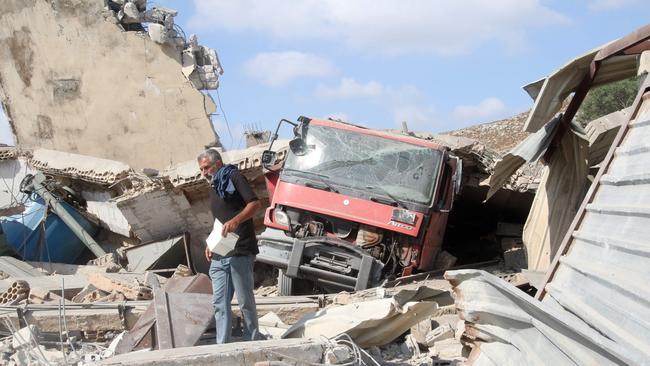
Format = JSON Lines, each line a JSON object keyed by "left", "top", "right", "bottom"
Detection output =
{"left": 447, "top": 79, "right": 650, "bottom": 366}
{"left": 523, "top": 48, "right": 601, "bottom": 132}
{"left": 522, "top": 25, "right": 649, "bottom": 134}
{"left": 522, "top": 125, "right": 589, "bottom": 271}
{"left": 485, "top": 115, "right": 560, "bottom": 200}
{"left": 445, "top": 270, "right": 645, "bottom": 365}
{"left": 538, "top": 98, "right": 650, "bottom": 357}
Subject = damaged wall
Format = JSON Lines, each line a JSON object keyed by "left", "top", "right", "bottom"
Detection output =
{"left": 0, "top": 0, "right": 220, "bottom": 170}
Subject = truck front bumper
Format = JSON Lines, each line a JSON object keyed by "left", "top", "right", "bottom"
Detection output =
{"left": 256, "top": 229, "right": 383, "bottom": 291}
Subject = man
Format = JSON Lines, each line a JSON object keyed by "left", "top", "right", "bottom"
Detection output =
{"left": 198, "top": 149, "right": 261, "bottom": 344}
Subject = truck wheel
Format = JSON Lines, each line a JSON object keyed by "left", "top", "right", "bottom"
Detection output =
{"left": 277, "top": 269, "right": 293, "bottom": 296}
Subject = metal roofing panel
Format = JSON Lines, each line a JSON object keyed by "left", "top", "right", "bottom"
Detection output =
{"left": 445, "top": 270, "right": 641, "bottom": 365}
{"left": 448, "top": 74, "right": 650, "bottom": 366}
{"left": 485, "top": 116, "right": 560, "bottom": 200}
{"left": 522, "top": 44, "right": 640, "bottom": 133}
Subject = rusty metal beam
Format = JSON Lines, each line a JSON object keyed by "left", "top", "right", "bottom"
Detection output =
{"left": 596, "top": 23, "right": 650, "bottom": 61}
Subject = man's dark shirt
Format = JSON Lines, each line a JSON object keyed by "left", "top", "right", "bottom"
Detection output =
{"left": 209, "top": 170, "right": 259, "bottom": 256}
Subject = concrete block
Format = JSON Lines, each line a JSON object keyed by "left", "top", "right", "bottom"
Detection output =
{"left": 87, "top": 272, "right": 151, "bottom": 300}
{"left": 0, "top": 274, "right": 88, "bottom": 299}
{"left": 504, "top": 247, "right": 527, "bottom": 270}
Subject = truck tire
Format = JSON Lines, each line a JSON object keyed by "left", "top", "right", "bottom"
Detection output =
{"left": 277, "top": 269, "right": 293, "bottom": 296}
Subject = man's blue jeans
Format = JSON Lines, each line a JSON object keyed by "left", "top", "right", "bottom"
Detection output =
{"left": 208, "top": 254, "right": 260, "bottom": 344}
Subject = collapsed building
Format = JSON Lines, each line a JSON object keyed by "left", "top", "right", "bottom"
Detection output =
{"left": 0, "top": 1, "right": 647, "bottom": 365}
{"left": 0, "top": 0, "right": 223, "bottom": 170}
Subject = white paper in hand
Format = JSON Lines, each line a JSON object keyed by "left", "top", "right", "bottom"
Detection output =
{"left": 206, "top": 218, "right": 239, "bottom": 257}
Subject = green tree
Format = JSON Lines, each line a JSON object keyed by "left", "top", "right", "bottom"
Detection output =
{"left": 576, "top": 76, "right": 641, "bottom": 126}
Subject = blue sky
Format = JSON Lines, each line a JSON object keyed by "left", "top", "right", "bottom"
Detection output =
{"left": 1, "top": 0, "right": 649, "bottom": 149}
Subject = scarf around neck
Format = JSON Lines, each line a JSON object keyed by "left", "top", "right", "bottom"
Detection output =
{"left": 212, "top": 164, "right": 238, "bottom": 198}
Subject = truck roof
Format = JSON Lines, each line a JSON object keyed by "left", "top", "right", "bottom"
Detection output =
{"left": 309, "top": 117, "right": 447, "bottom": 151}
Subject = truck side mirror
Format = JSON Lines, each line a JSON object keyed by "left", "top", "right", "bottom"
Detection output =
{"left": 262, "top": 150, "right": 277, "bottom": 168}
{"left": 289, "top": 137, "right": 308, "bottom": 156}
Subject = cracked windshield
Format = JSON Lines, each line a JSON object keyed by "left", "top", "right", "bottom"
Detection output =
{"left": 284, "top": 125, "right": 442, "bottom": 205}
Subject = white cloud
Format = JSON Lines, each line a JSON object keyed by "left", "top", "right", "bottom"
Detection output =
{"left": 242, "top": 51, "right": 335, "bottom": 87}
{"left": 191, "top": 0, "right": 570, "bottom": 56}
{"left": 453, "top": 97, "right": 506, "bottom": 121}
{"left": 315, "top": 78, "right": 439, "bottom": 129}
{"left": 588, "top": 0, "right": 635, "bottom": 11}
{"left": 315, "top": 78, "right": 384, "bottom": 99}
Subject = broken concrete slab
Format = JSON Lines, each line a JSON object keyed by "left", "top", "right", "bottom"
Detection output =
{"left": 0, "top": 274, "right": 89, "bottom": 299}
{"left": 258, "top": 312, "right": 290, "bottom": 340}
{"left": 29, "top": 149, "right": 131, "bottom": 185}
{"left": 87, "top": 272, "right": 152, "bottom": 300}
{"left": 163, "top": 141, "right": 289, "bottom": 189}
{"left": 0, "top": 304, "right": 147, "bottom": 336}
{"left": 123, "top": 234, "right": 190, "bottom": 273}
{"left": 284, "top": 286, "right": 446, "bottom": 347}
{"left": 101, "top": 338, "right": 327, "bottom": 366}
{"left": 0, "top": 256, "right": 45, "bottom": 278}
{"left": 233, "top": 295, "right": 321, "bottom": 325}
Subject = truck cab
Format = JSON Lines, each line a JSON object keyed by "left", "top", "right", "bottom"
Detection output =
{"left": 259, "top": 116, "right": 461, "bottom": 294}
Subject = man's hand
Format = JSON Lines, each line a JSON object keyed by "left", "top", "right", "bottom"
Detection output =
{"left": 205, "top": 245, "right": 212, "bottom": 262}
{"left": 222, "top": 218, "right": 240, "bottom": 237}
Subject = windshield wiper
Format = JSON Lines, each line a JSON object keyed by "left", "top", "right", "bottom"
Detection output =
{"left": 366, "top": 185, "right": 407, "bottom": 209}
{"left": 283, "top": 168, "right": 339, "bottom": 193}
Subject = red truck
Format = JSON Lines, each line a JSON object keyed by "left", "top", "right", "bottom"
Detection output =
{"left": 259, "top": 116, "right": 461, "bottom": 294}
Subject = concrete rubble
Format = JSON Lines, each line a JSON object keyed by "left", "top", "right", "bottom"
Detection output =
{"left": 0, "top": 253, "right": 473, "bottom": 365}
{"left": 0, "top": 1, "right": 647, "bottom": 365}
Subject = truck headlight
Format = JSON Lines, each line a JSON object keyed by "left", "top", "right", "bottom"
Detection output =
{"left": 274, "top": 209, "right": 291, "bottom": 227}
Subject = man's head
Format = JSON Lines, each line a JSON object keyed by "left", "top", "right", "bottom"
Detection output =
{"left": 197, "top": 149, "right": 223, "bottom": 180}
